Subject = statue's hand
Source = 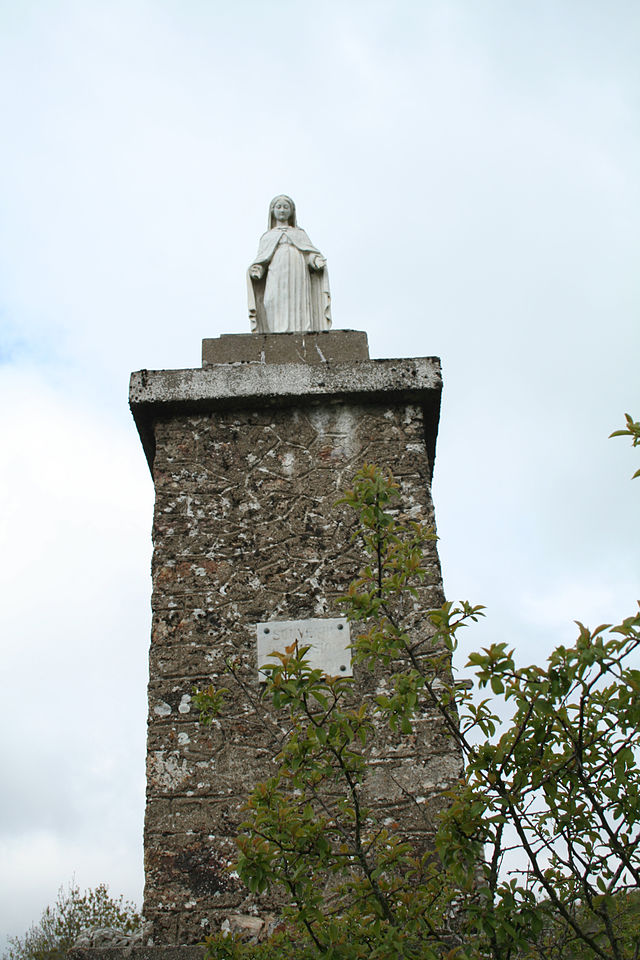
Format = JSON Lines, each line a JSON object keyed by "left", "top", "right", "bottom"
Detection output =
{"left": 310, "top": 255, "right": 326, "bottom": 272}
{"left": 249, "top": 264, "right": 264, "bottom": 280}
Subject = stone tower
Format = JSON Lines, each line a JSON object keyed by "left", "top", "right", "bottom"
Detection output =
{"left": 129, "top": 330, "right": 461, "bottom": 944}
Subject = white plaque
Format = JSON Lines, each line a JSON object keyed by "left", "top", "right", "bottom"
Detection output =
{"left": 256, "top": 618, "right": 352, "bottom": 680}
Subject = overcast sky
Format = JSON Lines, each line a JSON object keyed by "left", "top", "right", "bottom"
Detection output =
{"left": 1, "top": 0, "right": 638, "bottom": 945}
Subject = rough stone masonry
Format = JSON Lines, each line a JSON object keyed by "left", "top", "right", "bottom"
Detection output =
{"left": 128, "top": 330, "right": 463, "bottom": 945}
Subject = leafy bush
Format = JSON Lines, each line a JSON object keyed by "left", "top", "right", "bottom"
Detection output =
{"left": 196, "top": 417, "right": 640, "bottom": 959}
{"left": 4, "top": 882, "right": 141, "bottom": 960}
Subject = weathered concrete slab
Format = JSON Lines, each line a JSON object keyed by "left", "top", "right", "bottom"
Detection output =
{"left": 202, "top": 330, "right": 369, "bottom": 365}
{"left": 129, "top": 356, "right": 442, "bottom": 473}
{"left": 131, "top": 357, "right": 440, "bottom": 409}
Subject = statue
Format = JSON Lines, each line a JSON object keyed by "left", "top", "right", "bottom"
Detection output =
{"left": 248, "top": 195, "right": 331, "bottom": 334}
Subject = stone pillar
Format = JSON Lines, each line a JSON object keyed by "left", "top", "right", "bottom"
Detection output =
{"left": 129, "top": 331, "right": 459, "bottom": 945}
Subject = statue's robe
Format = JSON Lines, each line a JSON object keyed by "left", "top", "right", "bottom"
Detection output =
{"left": 248, "top": 226, "right": 331, "bottom": 333}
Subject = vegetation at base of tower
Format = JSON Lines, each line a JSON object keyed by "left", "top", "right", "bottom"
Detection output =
{"left": 196, "top": 415, "right": 640, "bottom": 960}
{"left": 3, "top": 882, "right": 141, "bottom": 960}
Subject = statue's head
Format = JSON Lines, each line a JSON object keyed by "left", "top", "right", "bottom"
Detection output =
{"left": 269, "top": 195, "right": 296, "bottom": 228}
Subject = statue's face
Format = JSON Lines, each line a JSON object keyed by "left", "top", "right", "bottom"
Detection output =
{"left": 272, "top": 198, "right": 292, "bottom": 224}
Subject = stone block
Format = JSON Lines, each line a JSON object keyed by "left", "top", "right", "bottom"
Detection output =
{"left": 129, "top": 358, "right": 442, "bottom": 473}
{"left": 202, "top": 330, "right": 370, "bottom": 366}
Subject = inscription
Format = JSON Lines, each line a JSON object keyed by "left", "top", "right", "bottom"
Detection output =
{"left": 256, "top": 618, "right": 352, "bottom": 679}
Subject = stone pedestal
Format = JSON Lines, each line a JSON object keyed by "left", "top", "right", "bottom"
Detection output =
{"left": 202, "top": 330, "right": 369, "bottom": 366}
{"left": 129, "top": 332, "right": 459, "bottom": 944}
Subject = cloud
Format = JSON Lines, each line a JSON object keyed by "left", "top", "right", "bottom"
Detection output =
{"left": 0, "top": 365, "right": 150, "bottom": 938}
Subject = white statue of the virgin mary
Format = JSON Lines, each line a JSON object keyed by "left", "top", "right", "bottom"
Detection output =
{"left": 247, "top": 195, "right": 331, "bottom": 334}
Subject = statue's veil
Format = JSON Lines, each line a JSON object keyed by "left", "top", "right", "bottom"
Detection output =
{"left": 268, "top": 195, "right": 297, "bottom": 229}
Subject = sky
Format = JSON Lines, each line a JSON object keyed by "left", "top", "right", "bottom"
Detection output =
{"left": 1, "top": 0, "right": 638, "bottom": 945}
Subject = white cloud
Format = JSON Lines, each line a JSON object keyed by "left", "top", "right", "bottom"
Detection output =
{"left": 0, "top": 366, "right": 149, "bottom": 939}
